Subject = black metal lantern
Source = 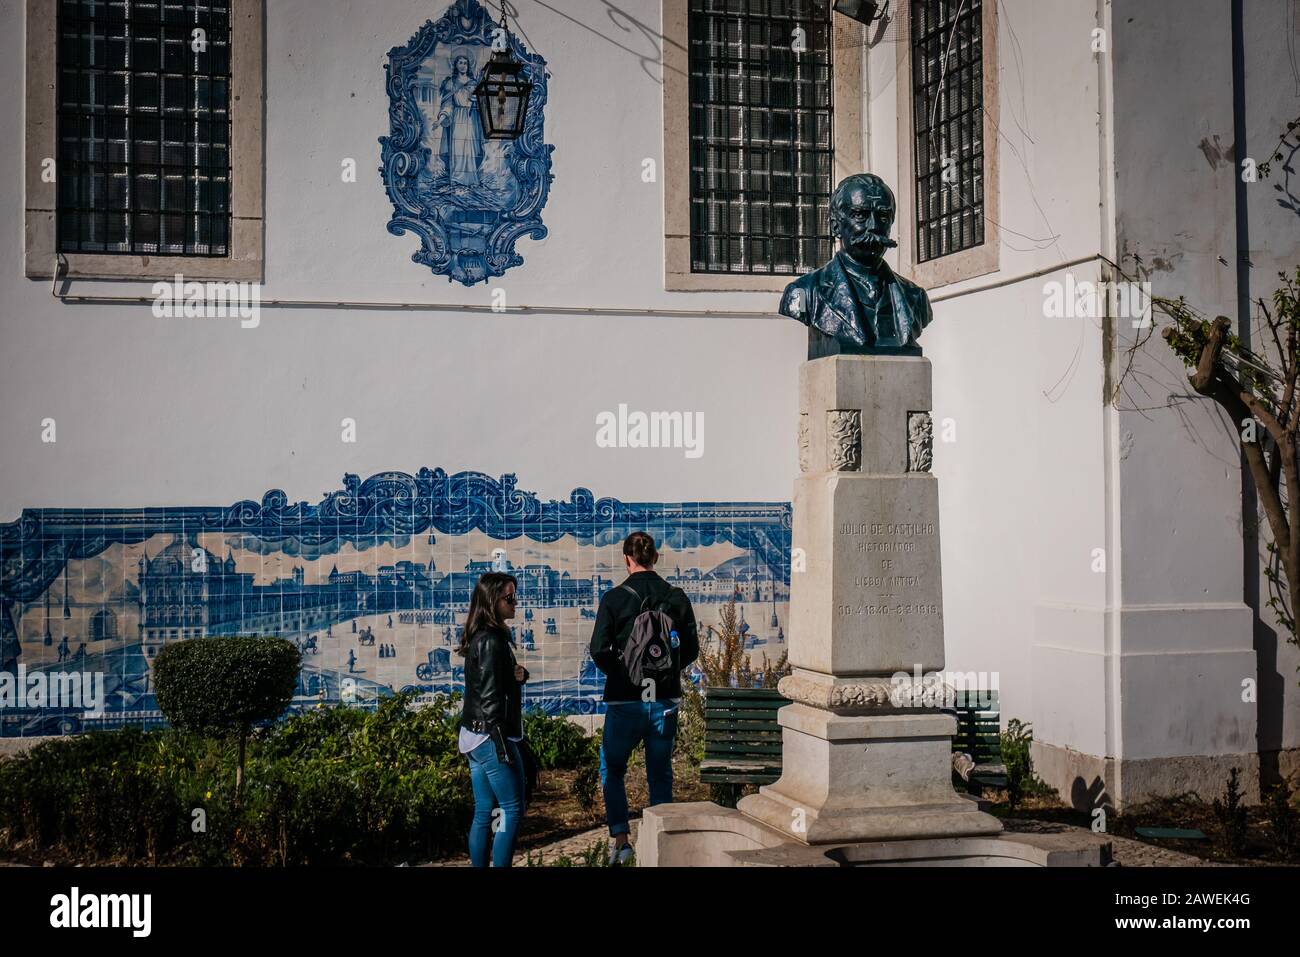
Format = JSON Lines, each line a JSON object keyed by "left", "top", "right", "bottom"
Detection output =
{"left": 833, "top": 0, "right": 888, "bottom": 25}
{"left": 475, "top": 13, "right": 533, "bottom": 140}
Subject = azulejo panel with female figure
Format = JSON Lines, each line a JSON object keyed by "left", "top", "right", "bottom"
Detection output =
{"left": 379, "top": 0, "right": 553, "bottom": 286}
{"left": 0, "top": 468, "right": 791, "bottom": 737}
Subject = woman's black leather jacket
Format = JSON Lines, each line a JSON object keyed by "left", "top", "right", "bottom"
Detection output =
{"left": 460, "top": 627, "right": 528, "bottom": 762}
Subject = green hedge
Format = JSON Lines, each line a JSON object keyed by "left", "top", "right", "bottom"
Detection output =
{"left": 523, "top": 710, "right": 593, "bottom": 770}
{"left": 0, "top": 693, "right": 472, "bottom": 865}
{"left": 154, "top": 636, "right": 301, "bottom": 735}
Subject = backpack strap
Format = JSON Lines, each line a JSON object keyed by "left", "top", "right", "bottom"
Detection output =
{"left": 620, "top": 583, "right": 646, "bottom": 610}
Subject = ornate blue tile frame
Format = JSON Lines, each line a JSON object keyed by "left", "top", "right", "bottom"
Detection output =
{"left": 0, "top": 467, "right": 791, "bottom": 645}
{"left": 379, "top": 0, "right": 554, "bottom": 285}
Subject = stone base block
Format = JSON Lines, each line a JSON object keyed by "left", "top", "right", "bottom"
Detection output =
{"left": 638, "top": 802, "right": 1110, "bottom": 867}
{"left": 738, "top": 788, "right": 1002, "bottom": 844}
{"left": 735, "top": 704, "right": 1002, "bottom": 843}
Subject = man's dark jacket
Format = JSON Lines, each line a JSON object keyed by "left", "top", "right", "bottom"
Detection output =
{"left": 589, "top": 570, "right": 699, "bottom": 702}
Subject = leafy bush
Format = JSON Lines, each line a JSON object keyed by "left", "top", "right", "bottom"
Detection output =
{"left": 1000, "top": 718, "right": 1044, "bottom": 809}
{"left": 1264, "top": 776, "right": 1299, "bottom": 860}
{"left": 697, "top": 600, "right": 790, "bottom": 689}
{"left": 675, "top": 685, "right": 707, "bottom": 765}
{"left": 1212, "top": 767, "right": 1249, "bottom": 856}
{"left": 526, "top": 838, "right": 610, "bottom": 867}
{"left": 570, "top": 729, "right": 603, "bottom": 810}
{"left": 523, "top": 711, "right": 592, "bottom": 770}
{"left": 154, "top": 636, "right": 301, "bottom": 803}
{"left": 577, "top": 838, "right": 611, "bottom": 866}
{"left": 0, "top": 727, "right": 214, "bottom": 864}
{"left": 0, "top": 692, "right": 472, "bottom": 865}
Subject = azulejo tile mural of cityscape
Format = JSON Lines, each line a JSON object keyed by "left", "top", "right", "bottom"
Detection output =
{"left": 0, "top": 468, "right": 790, "bottom": 737}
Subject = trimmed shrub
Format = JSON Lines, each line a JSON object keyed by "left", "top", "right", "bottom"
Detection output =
{"left": 154, "top": 636, "right": 300, "bottom": 735}
{"left": 154, "top": 636, "right": 300, "bottom": 803}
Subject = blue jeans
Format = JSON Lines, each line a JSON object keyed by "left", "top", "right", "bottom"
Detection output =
{"left": 600, "top": 700, "right": 678, "bottom": 837}
{"left": 466, "top": 738, "right": 525, "bottom": 867}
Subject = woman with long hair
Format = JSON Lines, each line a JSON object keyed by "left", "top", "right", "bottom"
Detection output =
{"left": 458, "top": 572, "right": 529, "bottom": 867}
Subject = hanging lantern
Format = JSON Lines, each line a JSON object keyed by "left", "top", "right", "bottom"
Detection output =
{"left": 475, "top": 13, "right": 533, "bottom": 140}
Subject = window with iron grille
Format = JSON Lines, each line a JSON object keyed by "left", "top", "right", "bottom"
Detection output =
{"left": 688, "top": 0, "right": 834, "bottom": 275}
{"left": 910, "top": 0, "right": 984, "bottom": 263}
{"left": 57, "top": 0, "right": 232, "bottom": 256}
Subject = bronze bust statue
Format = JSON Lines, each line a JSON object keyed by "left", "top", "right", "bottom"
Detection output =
{"left": 779, "top": 173, "right": 933, "bottom": 359}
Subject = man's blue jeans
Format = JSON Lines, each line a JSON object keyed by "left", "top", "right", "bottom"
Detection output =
{"left": 600, "top": 700, "right": 678, "bottom": 837}
{"left": 466, "top": 738, "right": 525, "bottom": 867}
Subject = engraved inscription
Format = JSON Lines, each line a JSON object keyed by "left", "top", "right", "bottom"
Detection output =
{"left": 827, "top": 410, "right": 861, "bottom": 471}
{"left": 836, "top": 519, "right": 938, "bottom": 618}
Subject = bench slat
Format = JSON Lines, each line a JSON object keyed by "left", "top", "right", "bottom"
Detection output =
{"left": 704, "top": 708, "right": 789, "bottom": 721}
{"left": 704, "top": 744, "right": 784, "bottom": 755}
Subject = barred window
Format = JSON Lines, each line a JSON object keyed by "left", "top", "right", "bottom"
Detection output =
{"left": 910, "top": 0, "right": 984, "bottom": 263}
{"left": 57, "top": 0, "right": 232, "bottom": 256}
{"left": 688, "top": 0, "right": 835, "bottom": 275}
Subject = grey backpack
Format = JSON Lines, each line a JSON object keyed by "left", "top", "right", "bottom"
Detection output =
{"left": 618, "top": 584, "right": 679, "bottom": 692}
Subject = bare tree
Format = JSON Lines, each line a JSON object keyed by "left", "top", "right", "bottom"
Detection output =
{"left": 1162, "top": 268, "right": 1300, "bottom": 644}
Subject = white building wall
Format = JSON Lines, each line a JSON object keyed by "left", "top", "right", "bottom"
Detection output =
{"left": 3, "top": 0, "right": 1297, "bottom": 799}
{"left": 1, "top": 0, "right": 807, "bottom": 520}
{"left": 866, "top": 0, "right": 1111, "bottom": 751}
{"left": 867, "top": 0, "right": 1300, "bottom": 806}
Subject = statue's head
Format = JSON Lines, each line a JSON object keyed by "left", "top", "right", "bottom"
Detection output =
{"left": 831, "top": 173, "right": 898, "bottom": 266}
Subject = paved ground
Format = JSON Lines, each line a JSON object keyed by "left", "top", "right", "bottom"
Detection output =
{"left": 423, "top": 816, "right": 1220, "bottom": 867}
{"left": 3, "top": 817, "right": 1218, "bottom": 868}
{"left": 1000, "top": 818, "right": 1221, "bottom": 866}
{"left": 421, "top": 821, "right": 637, "bottom": 867}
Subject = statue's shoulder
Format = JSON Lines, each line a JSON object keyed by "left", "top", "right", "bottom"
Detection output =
{"left": 890, "top": 269, "right": 932, "bottom": 315}
{"left": 779, "top": 267, "right": 828, "bottom": 320}
{"left": 889, "top": 268, "right": 927, "bottom": 298}
{"left": 785, "top": 266, "right": 828, "bottom": 293}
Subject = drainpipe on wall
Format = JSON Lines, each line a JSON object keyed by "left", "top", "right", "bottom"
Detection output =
{"left": 1096, "top": 0, "right": 1122, "bottom": 809}
{"left": 1231, "top": 0, "right": 1273, "bottom": 788}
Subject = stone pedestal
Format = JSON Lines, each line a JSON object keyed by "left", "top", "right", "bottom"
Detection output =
{"left": 735, "top": 354, "right": 1001, "bottom": 845}
{"left": 637, "top": 354, "right": 1106, "bottom": 865}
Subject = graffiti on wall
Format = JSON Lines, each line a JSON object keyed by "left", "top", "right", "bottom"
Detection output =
{"left": 0, "top": 468, "right": 791, "bottom": 737}
{"left": 379, "top": 0, "right": 553, "bottom": 285}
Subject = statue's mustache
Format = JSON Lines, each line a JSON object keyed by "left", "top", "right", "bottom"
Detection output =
{"left": 845, "top": 230, "right": 898, "bottom": 249}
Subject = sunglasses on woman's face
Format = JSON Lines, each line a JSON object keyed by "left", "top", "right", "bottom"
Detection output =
{"left": 501, "top": 594, "right": 517, "bottom": 603}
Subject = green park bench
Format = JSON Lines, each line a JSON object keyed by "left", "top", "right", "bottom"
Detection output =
{"left": 948, "top": 690, "right": 1007, "bottom": 794}
{"left": 699, "top": 686, "right": 790, "bottom": 786}
{"left": 699, "top": 685, "right": 1007, "bottom": 796}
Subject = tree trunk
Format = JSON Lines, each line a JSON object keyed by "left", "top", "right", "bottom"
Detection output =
{"left": 234, "top": 726, "right": 247, "bottom": 811}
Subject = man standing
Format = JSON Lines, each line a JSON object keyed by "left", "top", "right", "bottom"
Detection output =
{"left": 590, "top": 531, "right": 699, "bottom": 866}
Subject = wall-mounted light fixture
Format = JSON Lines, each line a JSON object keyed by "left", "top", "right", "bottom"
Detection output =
{"left": 833, "top": 0, "right": 890, "bottom": 26}
{"left": 475, "top": 10, "right": 534, "bottom": 140}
